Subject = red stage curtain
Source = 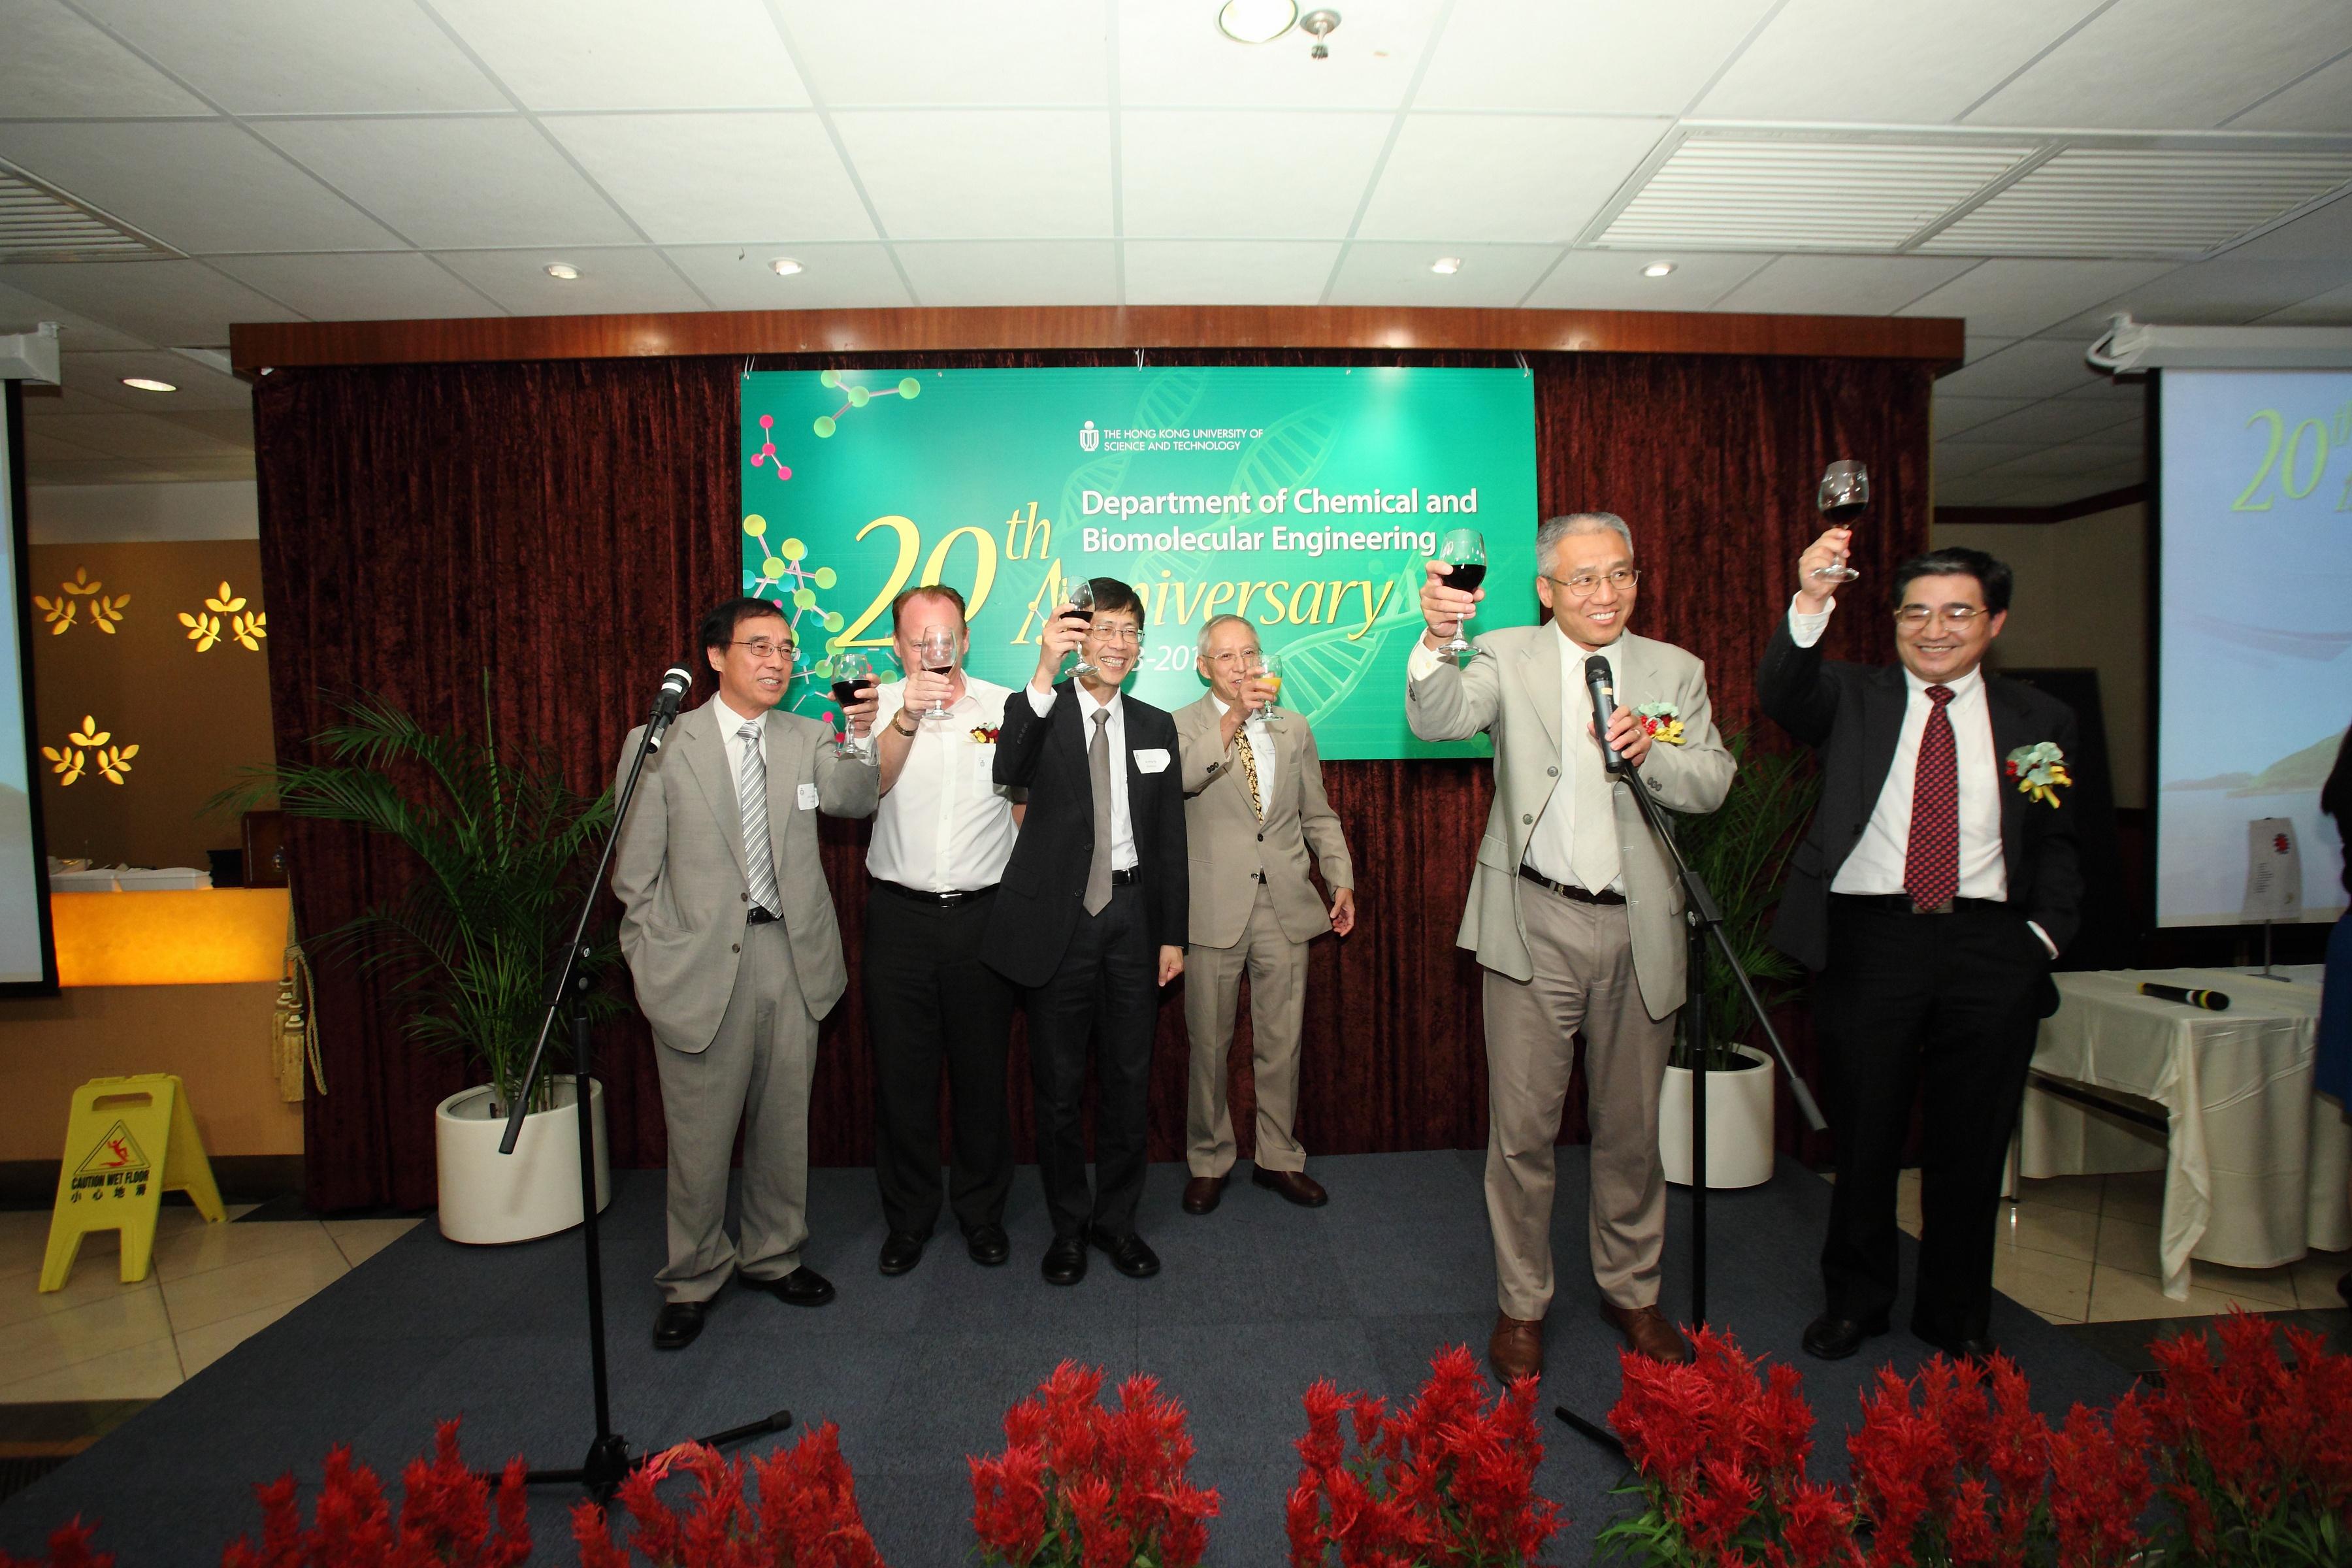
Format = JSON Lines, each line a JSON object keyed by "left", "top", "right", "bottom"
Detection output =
{"left": 255, "top": 349, "right": 1924, "bottom": 1211}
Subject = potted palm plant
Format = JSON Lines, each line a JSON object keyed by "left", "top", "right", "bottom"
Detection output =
{"left": 1658, "top": 730, "right": 1820, "bottom": 1189}
{"left": 244, "top": 676, "right": 621, "bottom": 1243}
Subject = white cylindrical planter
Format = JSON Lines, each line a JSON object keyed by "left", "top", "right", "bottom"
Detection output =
{"left": 434, "top": 1074, "right": 610, "bottom": 1245}
{"left": 1659, "top": 1045, "right": 1775, "bottom": 1190}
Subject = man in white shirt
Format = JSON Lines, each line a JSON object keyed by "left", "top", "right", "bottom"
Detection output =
{"left": 1760, "top": 534, "right": 2082, "bottom": 1364}
{"left": 863, "top": 585, "right": 1022, "bottom": 1277}
{"left": 1407, "top": 514, "right": 1734, "bottom": 1383}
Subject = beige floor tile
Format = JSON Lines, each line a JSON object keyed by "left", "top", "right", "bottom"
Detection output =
{"left": 174, "top": 1298, "right": 301, "bottom": 1378}
{"left": 1996, "top": 1200, "right": 2100, "bottom": 1262}
{"left": 325, "top": 1218, "right": 423, "bottom": 1269}
{"left": 2189, "top": 1260, "right": 2300, "bottom": 1309}
{"left": 2102, "top": 1170, "right": 2167, "bottom": 1227}
{"left": 2, "top": 1284, "right": 177, "bottom": 1386}
{"left": 151, "top": 1217, "right": 332, "bottom": 1283}
{"left": 2085, "top": 1264, "right": 2281, "bottom": 1322}
{"left": 158, "top": 1235, "right": 348, "bottom": 1335}
{"left": 0, "top": 1239, "right": 164, "bottom": 1331}
{"left": 2291, "top": 1253, "right": 2351, "bottom": 1311}
{"left": 2017, "top": 1175, "right": 2104, "bottom": 1216}
{"left": 2093, "top": 1215, "right": 2166, "bottom": 1279}
{"left": 1994, "top": 1247, "right": 2094, "bottom": 1322}
{"left": 0, "top": 1335, "right": 184, "bottom": 1402}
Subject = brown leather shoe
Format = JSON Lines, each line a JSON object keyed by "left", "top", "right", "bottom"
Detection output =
{"left": 1249, "top": 1166, "right": 1328, "bottom": 1207}
{"left": 1181, "top": 1175, "right": 1225, "bottom": 1215}
{"left": 1488, "top": 1313, "right": 1544, "bottom": 1384}
{"left": 1601, "top": 1301, "right": 1693, "bottom": 1364}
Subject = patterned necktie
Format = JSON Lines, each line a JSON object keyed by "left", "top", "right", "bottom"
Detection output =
{"left": 738, "top": 719, "right": 782, "bottom": 915}
{"left": 1234, "top": 724, "right": 1265, "bottom": 821}
{"left": 1084, "top": 709, "right": 1114, "bottom": 915}
{"left": 1904, "top": 685, "right": 1959, "bottom": 913}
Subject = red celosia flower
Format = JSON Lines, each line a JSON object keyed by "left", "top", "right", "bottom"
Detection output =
{"left": 573, "top": 1420, "right": 885, "bottom": 1568}
{"left": 0, "top": 1518, "right": 115, "bottom": 1568}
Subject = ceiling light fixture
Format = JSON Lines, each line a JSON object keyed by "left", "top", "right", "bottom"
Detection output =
{"left": 120, "top": 376, "right": 176, "bottom": 392}
{"left": 1300, "top": 7, "right": 1340, "bottom": 56}
{"left": 544, "top": 262, "right": 579, "bottom": 280}
{"left": 1430, "top": 257, "right": 1462, "bottom": 275}
{"left": 1642, "top": 261, "right": 1676, "bottom": 277}
{"left": 1217, "top": 0, "right": 1297, "bottom": 44}
{"left": 770, "top": 257, "right": 804, "bottom": 276}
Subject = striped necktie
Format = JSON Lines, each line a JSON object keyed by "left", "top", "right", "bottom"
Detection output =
{"left": 738, "top": 719, "right": 782, "bottom": 915}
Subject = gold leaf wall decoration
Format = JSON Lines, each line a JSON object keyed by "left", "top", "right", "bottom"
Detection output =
{"left": 41, "top": 715, "right": 137, "bottom": 787}
{"left": 180, "top": 582, "right": 264, "bottom": 653}
{"left": 179, "top": 611, "right": 221, "bottom": 651}
{"left": 30, "top": 568, "right": 129, "bottom": 636}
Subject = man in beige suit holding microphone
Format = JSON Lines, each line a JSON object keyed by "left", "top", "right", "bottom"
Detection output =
{"left": 1407, "top": 514, "right": 1733, "bottom": 1383}
{"left": 1175, "top": 614, "right": 1356, "bottom": 1215}
{"left": 613, "top": 596, "right": 879, "bottom": 1352}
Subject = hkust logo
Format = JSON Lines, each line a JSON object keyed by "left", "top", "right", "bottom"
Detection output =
{"left": 1079, "top": 419, "right": 1100, "bottom": 452}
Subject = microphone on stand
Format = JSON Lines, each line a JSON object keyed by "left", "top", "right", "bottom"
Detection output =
{"left": 646, "top": 664, "right": 693, "bottom": 751}
{"left": 1584, "top": 654, "right": 1625, "bottom": 774}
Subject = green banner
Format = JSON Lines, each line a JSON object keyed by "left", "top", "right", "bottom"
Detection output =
{"left": 738, "top": 365, "right": 1537, "bottom": 759}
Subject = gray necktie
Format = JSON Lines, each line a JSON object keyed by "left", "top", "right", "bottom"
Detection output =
{"left": 1085, "top": 708, "right": 1113, "bottom": 915}
{"left": 738, "top": 719, "right": 782, "bottom": 915}
{"left": 1571, "top": 679, "right": 1623, "bottom": 894}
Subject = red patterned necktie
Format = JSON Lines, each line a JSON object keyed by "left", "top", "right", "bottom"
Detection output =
{"left": 1904, "top": 685, "right": 1959, "bottom": 913}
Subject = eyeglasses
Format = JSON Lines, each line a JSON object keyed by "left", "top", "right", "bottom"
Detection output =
{"left": 1089, "top": 625, "right": 1144, "bottom": 645}
{"left": 1203, "top": 648, "right": 1262, "bottom": 666}
{"left": 1544, "top": 568, "right": 1641, "bottom": 598}
{"left": 730, "top": 638, "right": 797, "bottom": 661}
{"left": 1894, "top": 605, "right": 1988, "bottom": 628}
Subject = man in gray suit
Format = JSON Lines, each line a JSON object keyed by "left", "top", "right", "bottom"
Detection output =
{"left": 1175, "top": 614, "right": 1356, "bottom": 1215}
{"left": 613, "top": 596, "right": 879, "bottom": 1350}
{"left": 1407, "top": 513, "right": 1733, "bottom": 1382}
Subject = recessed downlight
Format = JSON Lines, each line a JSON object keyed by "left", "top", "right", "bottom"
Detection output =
{"left": 544, "top": 262, "right": 580, "bottom": 280}
{"left": 1218, "top": 0, "right": 1298, "bottom": 44}
{"left": 770, "top": 257, "right": 804, "bottom": 276}
{"left": 1429, "top": 257, "right": 1463, "bottom": 275}
{"left": 120, "top": 376, "right": 176, "bottom": 392}
{"left": 1642, "top": 260, "right": 1676, "bottom": 278}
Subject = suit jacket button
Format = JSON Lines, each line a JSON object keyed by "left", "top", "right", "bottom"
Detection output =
{"left": 1547, "top": 766, "right": 1559, "bottom": 777}
{"left": 1256, "top": 832, "right": 1264, "bottom": 841}
{"left": 1522, "top": 813, "right": 1533, "bottom": 824}
{"left": 740, "top": 892, "right": 748, "bottom": 902}
{"left": 731, "top": 943, "right": 741, "bottom": 953}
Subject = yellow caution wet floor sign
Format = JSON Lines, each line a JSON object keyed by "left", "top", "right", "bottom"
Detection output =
{"left": 41, "top": 1074, "right": 225, "bottom": 1292}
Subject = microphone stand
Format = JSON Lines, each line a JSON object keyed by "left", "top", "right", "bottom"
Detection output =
{"left": 491, "top": 683, "right": 789, "bottom": 1498}
{"left": 1552, "top": 746, "right": 1828, "bottom": 1459}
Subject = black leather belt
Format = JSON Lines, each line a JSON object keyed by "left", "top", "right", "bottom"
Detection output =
{"left": 1112, "top": 866, "right": 1141, "bottom": 887}
{"left": 1832, "top": 893, "right": 2010, "bottom": 917}
{"left": 746, "top": 906, "right": 781, "bottom": 924}
{"left": 1518, "top": 864, "right": 1624, "bottom": 906}
{"left": 877, "top": 881, "right": 998, "bottom": 905}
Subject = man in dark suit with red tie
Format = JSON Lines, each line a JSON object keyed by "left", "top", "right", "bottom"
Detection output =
{"left": 1760, "top": 536, "right": 2082, "bottom": 1364}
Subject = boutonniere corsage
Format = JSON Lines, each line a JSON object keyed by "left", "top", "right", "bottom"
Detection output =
{"left": 1633, "top": 701, "right": 1687, "bottom": 745}
{"left": 2004, "top": 742, "right": 2071, "bottom": 807}
{"left": 969, "top": 725, "right": 1001, "bottom": 745}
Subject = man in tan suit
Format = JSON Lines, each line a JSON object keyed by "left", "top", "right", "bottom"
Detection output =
{"left": 1175, "top": 615, "right": 1356, "bottom": 1215}
{"left": 1407, "top": 514, "right": 1733, "bottom": 1382}
{"left": 613, "top": 596, "right": 878, "bottom": 1351}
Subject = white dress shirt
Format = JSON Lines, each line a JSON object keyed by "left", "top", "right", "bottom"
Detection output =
{"left": 1208, "top": 694, "right": 1278, "bottom": 806}
{"left": 1027, "top": 680, "right": 1138, "bottom": 872}
{"left": 868, "top": 676, "right": 1019, "bottom": 892}
{"left": 710, "top": 692, "right": 770, "bottom": 798}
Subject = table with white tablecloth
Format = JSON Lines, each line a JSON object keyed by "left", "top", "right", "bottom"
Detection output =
{"left": 2017, "top": 965, "right": 2349, "bottom": 1299}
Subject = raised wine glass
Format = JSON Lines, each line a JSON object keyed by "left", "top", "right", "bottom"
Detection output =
{"left": 1813, "top": 460, "right": 1868, "bottom": 583}
{"left": 916, "top": 627, "right": 956, "bottom": 721}
{"left": 829, "top": 649, "right": 874, "bottom": 757}
{"left": 1064, "top": 576, "right": 1099, "bottom": 679}
{"left": 1437, "top": 528, "right": 1486, "bottom": 659}
{"left": 1252, "top": 650, "right": 1283, "bottom": 723}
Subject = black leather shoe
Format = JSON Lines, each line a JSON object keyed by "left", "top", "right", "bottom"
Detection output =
{"left": 878, "top": 1232, "right": 926, "bottom": 1276}
{"left": 1086, "top": 1226, "right": 1161, "bottom": 1279}
{"left": 1912, "top": 1321, "right": 1997, "bottom": 1363}
{"left": 1801, "top": 1311, "right": 1888, "bottom": 1360}
{"left": 652, "top": 1300, "right": 707, "bottom": 1350}
{"left": 754, "top": 1267, "right": 836, "bottom": 1307}
{"left": 1041, "top": 1236, "right": 1088, "bottom": 1286}
{"left": 965, "top": 1224, "right": 1010, "bottom": 1267}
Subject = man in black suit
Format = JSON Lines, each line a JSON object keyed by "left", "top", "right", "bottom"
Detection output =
{"left": 983, "top": 578, "right": 1188, "bottom": 1286}
{"left": 1760, "top": 535, "right": 2081, "bottom": 1364}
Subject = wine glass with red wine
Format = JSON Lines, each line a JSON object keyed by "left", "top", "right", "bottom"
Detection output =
{"left": 829, "top": 650, "right": 874, "bottom": 757}
{"left": 916, "top": 628, "right": 956, "bottom": 721}
{"left": 1064, "top": 576, "right": 1099, "bottom": 679}
{"left": 1813, "top": 461, "right": 1868, "bottom": 583}
{"left": 1437, "top": 528, "right": 1486, "bottom": 659}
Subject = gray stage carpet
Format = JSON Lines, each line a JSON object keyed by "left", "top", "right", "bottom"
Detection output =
{"left": 0, "top": 1151, "right": 2136, "bottom": 1565}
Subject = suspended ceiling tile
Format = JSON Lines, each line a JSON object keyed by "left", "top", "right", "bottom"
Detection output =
{"left": 1897, "top": 261, "right": 2180, "bottom": 339}
{"left": 14, "top": 381, "right": 123, "bottom": 416}
{"left": 73, "top": 0, "right": 507, "bottom": 114}
{"left": 22, "top": 426, "right": 110, "bottom": 462}
{"left": 1357, "top": 116, "right": 1670, "bottom": 244}
{"left": 1416, "top": 0, "right": 1776, "bottom": 115}
{"left": 25, "top": 457, "right": 201, "bottom": 484}
{"left": 2229, "top": 189, "right": 2352, "bottom": 261}
{"left": 892, "top": 240, "right": 1119, "bottom": 307}
{"left": 152, "top": 408, "right": 253, "bottom": 448}
{"left": 1710, "top": 254, "right": 1977, "bottom": 316}
{"left": 1944, "top": 398, "right": 2139, "bottom": 448}
{"left": 0, "top": 0, "right": 211, "bottom": 117}
{"left": 2040, "top": 256, "right": 2352, "bottom": 338}
{"left": 0, "top": 259, "right": 301, "bottom": 345}
{"left": 2261, "top": 279, "right": 2352, "bottom": 323}
{"left": 1962, "top": 336, "right": 2020, "bottom": 364}
{"left": 1934, "top": 337, "right": 2112, "bottom": 399}
{"left": 660, "top": 242, "right": 911, "bottom": 309}
{"left": 206, "top": 253, "right": 503, "bottom": 323}
{"left": 1932, "top": 397, "right": 2036, "bottom": 438}
{"left": 1932, "top": 441, "right": 2044, "bottom": 478}
{"left": 1918, "top": 148, "right": 2352, "bottom": 258}
{"left": 831, "top": 110, "right": 1112, "bottom": 240}
{"left": 61, "top": 350, "right": 251, "bottom": 411}
{"left": 1519, "top": 248, "right": 1774, "bottom": 310}
{"left": 542, "top": 112, "right": 876, "bottom": 245}
{"left": 1121, "top": 110, "right": 1391, "bottom": 240}
{"left": 1695, "top": 0, "right": 2105, "bottom": 124}
{"left": 2229, "top": 54, "right": 2352, "bottom": 133}
{"left": 0, "top": 276, "right": 155, "bottom": 351}
{"left": 785, "top": 1, "right": 1109, "bottom": 108}
{"left": 1117, "top": 0, "right": 1443, "bottom": 110}
{"left": 1120, "top": 240, "right": 1341, "bottom": 305}
{"left": 431, "top": 247, "right": 710, "bottom": 316}
{"left": 254, "top": 118, "right": 640, "bottom": 250}
{"left": 1968, "top": 442, "right": 2140, "bottom": 481}
{"left": 0, "top": 122, "right": 400, "bottom": 255}
{"left": 428, "top": 0, "right": 811, "bottom": 110}
{"left": 1323, "top": 243, "right": 1561, "bottom": 308}
{"left": 29, "top": 409, "right": 247, "bottom": 458}
{"left": 1965, "top": 0, "right": 2352, "bottom": 130}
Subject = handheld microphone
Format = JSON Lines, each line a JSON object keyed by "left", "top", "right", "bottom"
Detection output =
{"left": 1584, "top": 654, "right": 1625, "bottom": 774}
{"left": 646, "top": 664, "right": 693, "bottom": 751}
{"left": 2138, "top": 981, "right": 2229, "bottom": 1011}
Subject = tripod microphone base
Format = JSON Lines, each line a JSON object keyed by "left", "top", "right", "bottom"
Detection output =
{"left": 1552, "top": 1404, "right": 1625, "bottom": 1458}
{"left": 508, "top": 1411, "right": 793, "bottom": 1501}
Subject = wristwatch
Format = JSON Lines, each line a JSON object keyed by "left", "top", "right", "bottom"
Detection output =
{"left": 892, "top": 715, "right": 919, "bottom": 737}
